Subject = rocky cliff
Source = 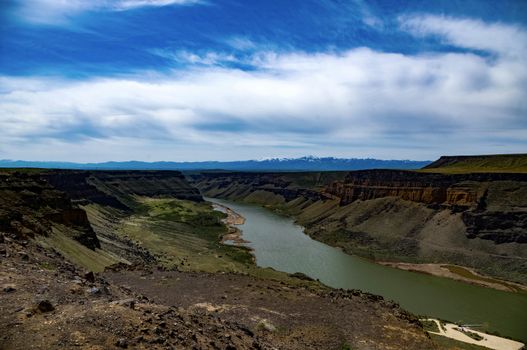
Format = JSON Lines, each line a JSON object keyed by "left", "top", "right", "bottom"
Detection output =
{"left": 0, "top": 169, "right": 203, "bottom": 251}
{"left": 190, "top": 171, "right": 344, "bottom": 203}
{"left": 0, "top": 172, "right": 100, "bottom": 249}
{"left": 43, "top": 170, "right": 203, "bottom": 210}
{"left": 327, "top": 170, "right": 483, "bottom": 207}
{"left": 422, "top": 153, "right": 527, "bottom": 173}
{"left": 325, "top": 170, "right": 527, "bottom": 243}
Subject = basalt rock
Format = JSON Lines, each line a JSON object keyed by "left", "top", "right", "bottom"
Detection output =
{"left": 325, "top": 170, "right": 527, "bottom": 207}
{"left": 325, "top": 170, "right": 527, "bottom": 244}
{"left": 189, "top": 171, "right": 334, "bottom": 203}
{"left": 0, "top": 172, "right": 100, "bottom": 249}
{"left": 0, "top": 169, "right": 204, "bottom": 253}
{"left": 43, "top": 170, "right": 203, "bottom": 210}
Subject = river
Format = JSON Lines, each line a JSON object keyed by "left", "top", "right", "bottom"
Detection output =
{"left": 206, "top": 197, "right": 527, "bottom": 343}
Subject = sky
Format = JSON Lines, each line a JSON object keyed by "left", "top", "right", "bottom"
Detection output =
{"left": 0, "top": 0, "right": 526, "bottom": 162}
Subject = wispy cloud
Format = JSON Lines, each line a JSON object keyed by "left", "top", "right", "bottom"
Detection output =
{"left": 151, "top": 49, "right": 239, "bottom": 66}
{"left": 400, "top": 14, "right": 527, "bottom": 58}
{"left": 223, "top": 36, "right": 258, "bottom": 51}
{"left": 352, "top": 0, "right": 384, "bottom": 29}
{"left": 114, "top": 0, "right": 203, "bottom": 10}
{"left": 11, "top": 0, "right": 203, "bottom": 25}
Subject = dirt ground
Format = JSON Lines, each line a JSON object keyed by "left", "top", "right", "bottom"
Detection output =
{"left": 104, "top": 269, "right": 435, "bottom": 350}
{"left": 1, "top": 234, "right": 436, "bottom": 350}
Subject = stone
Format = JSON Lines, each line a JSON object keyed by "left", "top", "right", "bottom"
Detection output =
{"left": 115, "top": 338, "right": 128, "bottom": 348}
{"left": 3, "top": 285, "right": 16, "bottom": 293}
{"left": 87, "top": 287, "right": 100, "bottom": 295}
{"left": 69, "top": 285, "right": 83, "bottom": 295}
{"left": 37, "top": 285, "right": 48, "bottom": 294}
{"left": 110, "top": 298, "right": 135, "bottom": 309}
{"left": 84, "top": 271, "right": 95, "bottom": 283}
{"left": 36, "top": 300, "right": 54, "bottom": 313}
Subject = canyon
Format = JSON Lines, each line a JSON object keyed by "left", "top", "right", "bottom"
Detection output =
{"left": 190, "top": 169, "right": 527, "bottom": 284}
{"left": 1, "top": 162, "right": 526, "bottom": 349}
{"left": 0, "top": 168, "right": 439, "bottom": 350}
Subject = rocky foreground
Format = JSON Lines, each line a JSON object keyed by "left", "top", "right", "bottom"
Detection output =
{"left": 0, "top": 169, "right": 439, "bottom": 350}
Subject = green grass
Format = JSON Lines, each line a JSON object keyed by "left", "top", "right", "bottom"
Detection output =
{"left": 36, "top": 226, "right": 125, "bottom": 272}
{"left": 454, "top": 327, "right": 484, "bottom": 341}
{"left": 420, "top": 319, "right": 440, "bottom": 333}
{"left": 429, "top": 334, "right": 493, "bottom": 350}
{"left": 38, "top": 261, "right": 57, "bottom": 271}
{"left": 340, "top": 343, "right": 354, "bottom": 350}
{"left": 119, "top": 197, "right": 254, "bottom": 272}
{"left": 443, "top": 265, "right": 524, "bottom": 293}
{"left": 421, "top": 154, "right": 527, "bottom": 174}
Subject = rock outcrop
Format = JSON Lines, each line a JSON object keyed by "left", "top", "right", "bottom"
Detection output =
{"left": 0, "top": 172, "right": 100, "bottom": 249}
{"left": 44, "top": 170, "right": 203, "bottom": 210}
{"left": 326, "top": 170, "right": 526, "bottom": 207}
{"left": 0, "top": 169, "right": 203, "bottom": 251}
{"left": 325, "top": 170, "right": 527, "bottom": 243}
{"left": 190, "top": 171, "right": 340, "bottom": 204}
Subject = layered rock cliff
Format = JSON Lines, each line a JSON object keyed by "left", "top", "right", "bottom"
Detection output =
{"left": 43, "top": 170, "right": 203, "bottom": 210}
{"left": 325, "top": 170, "right": 527, "bottom": 243}
{"left": 0, "top": 172, "right": 100, "bottom": 249}
{"left": 326, "top": 170, "right": 485, "bottom": 207}
{"left": 0, "top": 169, "right": 203, "bottom": 251}
{"left": 190, "top": 171, "right": 343, "bottom": 204}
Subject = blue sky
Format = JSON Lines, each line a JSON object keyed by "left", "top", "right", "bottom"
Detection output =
{"left": 1, "top": 0, "right": 526, "bottom": 161}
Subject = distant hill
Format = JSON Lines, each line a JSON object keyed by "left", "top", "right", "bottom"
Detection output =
{"left": 0, "top": 156, "right": 430, "bottom": 172}
{"left": 422, "top": 154, "right": 527, "bottom": 173}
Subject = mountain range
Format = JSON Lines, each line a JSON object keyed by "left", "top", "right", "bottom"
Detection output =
{"left": 0, "top": 156, "right": 431, "bottom": 172}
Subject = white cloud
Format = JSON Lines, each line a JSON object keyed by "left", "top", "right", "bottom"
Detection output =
{"left": 1, "top": 16, "right": 526, "bottom": 161}
{"left": 400, "top": 15, "right": 527, "bottom": 58}
{"left": 151, "top": 49, "right": 239, "bottom": 66}
{"left": 352, "top": 0, "right": 384, "bottom": 29}
{"left": 12, "top": 0, "right": 202, "bottom": 25}
{"left": 113, "top": 0, "right": 203, "bottom": 11}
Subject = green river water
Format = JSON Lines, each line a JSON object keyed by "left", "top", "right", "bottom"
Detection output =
{"left": 207, "top": 197, "right": 527, "bottom": 343}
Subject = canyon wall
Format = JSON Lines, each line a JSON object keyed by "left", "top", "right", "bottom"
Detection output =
{"left": 325, "top": 170, "right": 527, "bottom": 243}
{"left": 0, "top": 170, "right": 203, "bottom": 251}
{"left": 190, "top": 171, "right": 343, "bottom": 203}
{"left": 327, "top": 170, "right": 527, "bottom": 206}
{"left": 44, "top": 170, "right": 203, "bottom": 209}
{"left": 0, "top": 172, "right": 100, "bottom": 249}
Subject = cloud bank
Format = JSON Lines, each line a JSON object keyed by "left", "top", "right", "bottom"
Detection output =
{"left": 1, "top": 15, "right": 526, "bottom": 161}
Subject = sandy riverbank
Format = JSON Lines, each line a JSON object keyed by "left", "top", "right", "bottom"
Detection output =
{"left": 380, "top": 262, "right": 527, "bottom": 293}
{"left": 212, "top": 203, "right": 250, "bottom": 244}
{"left": 425, "top": 319, "right": 524, "bottom": 350}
